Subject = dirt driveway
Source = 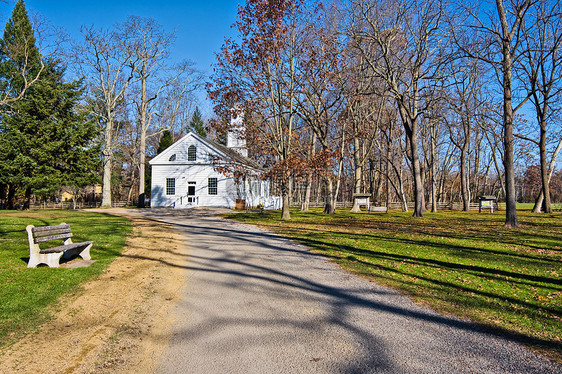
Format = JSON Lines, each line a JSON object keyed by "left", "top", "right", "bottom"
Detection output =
{"left": 0, "top": 208, "right": 189, "bottom": 373}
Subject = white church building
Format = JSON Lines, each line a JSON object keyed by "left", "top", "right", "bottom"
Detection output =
{"left": 149, "top": 129, "right": 280, "bottom": 210}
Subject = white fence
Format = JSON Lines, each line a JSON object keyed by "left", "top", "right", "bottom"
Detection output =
{"left": 21, "top": 201, "right": 129, "bottom": 210}
{"left": 290, "top": 201, "right": 498, "bottom": 211}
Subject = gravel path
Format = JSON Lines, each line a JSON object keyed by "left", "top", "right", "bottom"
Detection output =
{"left": 138, "top": 208, "right": 560, "bottom": 374}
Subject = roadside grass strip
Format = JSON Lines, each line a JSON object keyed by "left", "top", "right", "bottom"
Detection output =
{"left": 228, "top": 209, "right": 562, "bottom": 361}
{"left": 0, "top": 210, "right": 131, "bottom": 347}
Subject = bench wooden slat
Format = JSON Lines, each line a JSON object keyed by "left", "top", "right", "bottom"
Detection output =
{"left": 33, "top": 228, "right": 72, "bottom": 238}
{"left": 39, "top": 241, "right": 93, "bottom": 254}
{"left": 35, "top": 233, "right": 73, "bottom": 243}
{"left": 32, "top": 224, "right": 70, "bottom": 233}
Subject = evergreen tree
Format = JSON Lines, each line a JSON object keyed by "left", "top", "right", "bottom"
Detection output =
{"left": 0, "top": 0, "right": 42, "bottom": 208}
{"left": 0, "top": 0, "right": 41, "bottom": 101}
{"left": 189, "top": 107, "right": 206, "bottom": 137}
{"left": 1, "top": 62, "right": 100, "bottom": 207}
{"left": 157, "top": 130, "right": 174, "bottom": 154}
{"left": 0, "top": 1, "right": 100, "bottom": 208}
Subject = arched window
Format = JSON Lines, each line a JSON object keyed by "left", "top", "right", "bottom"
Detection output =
{"left": 188, "top": 145, "right": 196, "bottom": 161}
{"left": 168, "top": 154, "right": 176, "bottom": 161}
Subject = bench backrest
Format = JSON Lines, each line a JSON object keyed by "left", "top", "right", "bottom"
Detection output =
{"left": 30, "top": 224, "right": 73, "bottom": 244}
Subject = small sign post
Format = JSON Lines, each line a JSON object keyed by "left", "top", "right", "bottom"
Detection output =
{"left": 352, "top": 193, "right": 371, "bottom": 212}
{"left": 478, "top": 196, "right": 497, "bottom": 213}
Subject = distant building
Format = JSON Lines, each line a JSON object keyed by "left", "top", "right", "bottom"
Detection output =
{"left": 61, "top": 184, "right": 101, "bottom": 202}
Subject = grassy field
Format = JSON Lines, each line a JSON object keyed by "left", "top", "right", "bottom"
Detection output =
{"left": 499, "top": 202, "right": 562, "bottom": 211}
{"left": 228, "top": 209, "right": 561, "bottom": 360}
{"left": 0, "top": 210, "right": 131, "bottom": 347}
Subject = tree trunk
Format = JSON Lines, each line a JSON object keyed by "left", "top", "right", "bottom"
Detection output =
{"left": 23, "top": 187, "right": 31, "bottom": 210}
{"left": 323, "top": 178, "right": 336, "bottom": 214}
{"left": 351, "top": 136, "right": 362, "bottom": 212}
{"left": 538, "top": 119, "right": 551, "bottom": 213}
{"left": 138, "top": 133, "right": 146, "bottom": 208}
{"left": 138, "top": 73, "right": 148, "bottom": 208}
{"left": 386, "top": 157, "right": 391, "bottom": 209}
{"left": 497, "top": 0, "right": 519, "bottom": 227}
{"left": 502, "top": 68, "right": 518, "bottom": 226}
{"left": 460, "top": 148, "right": 470, "bottom": 211}
{"left": 398, "top": 165, "right": 408, "bottom": 212}
{"left": 334, "top": 151, "right": 345, "bottom": 212}
{"left": 430, "top": 128, "right": 437, "bottom": 212}
{"left": 375, "top": 161, "right": 384, "bottom": 203}
{"left": 7, "top": 184, "right": 15, "bottom": 210}
{"left": 532, "top": 190, "right": 544, "bottom": 213}
{"left": 101, "top": 117, "right": 113, "bottom": 207}
{"left": 474, "top": 136, "right": 482, "bottom": 198}
{"left": 281, "top": 180, "right": 291, "bottom": 220}
{"left": 302, "top": 177, "right": 312, "bottom": 211}
{"left": 409, "top": 128, "right": 424, "bottom": 217}
{"left": 127, "top": 178, "right": 135, "bottom": 206}
{"left": 399, "top": 100, "right": 424, "bottom": 217}
{"left": 302, "top": 133, "right": 316, "bottom": 211}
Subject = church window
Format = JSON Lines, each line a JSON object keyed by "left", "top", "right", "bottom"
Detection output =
{"left": 188, "top": 145, "right": 196, "bottom": 161}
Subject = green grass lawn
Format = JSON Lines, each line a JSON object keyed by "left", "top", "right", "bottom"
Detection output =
{"left": 0, "top": 210, "right": 131, "bottom": 347}
{"left": 227, "top": 209, "right": 562, "bottom": 360}
{"left": 497, "top": 202, "right": 562, "bottom": 211}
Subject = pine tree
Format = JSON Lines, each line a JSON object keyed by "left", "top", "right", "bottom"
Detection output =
{"left": 0, "top": 0, "right": 42, "bottom": 208}
{"left": 157, "top": 130, "right": 174, "bottom": 154}
{"left": 189, "top": 107, "right": 206, "bottom": 137}
{"left": 0, "top": 1, "right": 100, "bottom": 208}
{"left": 0, "top": 0, "right": 41, "bottom": 101}
{"left": 1, "top": 62, "right": 100, "bottom": 207}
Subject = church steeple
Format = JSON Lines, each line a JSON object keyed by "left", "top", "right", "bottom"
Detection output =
{"left": 226, "top": 110, "right": 247, "bottom": 157}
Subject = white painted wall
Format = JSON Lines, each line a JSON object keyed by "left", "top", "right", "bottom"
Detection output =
{"left": 151, "top": 164, "right": 240, "bottom": 208}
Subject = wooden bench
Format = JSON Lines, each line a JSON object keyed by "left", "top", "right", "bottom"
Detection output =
{"left": 26, "top": 223, "right": 93, "bottom": 268}
{"left": 368, "top": 206, "right": 388, "bottom": 213}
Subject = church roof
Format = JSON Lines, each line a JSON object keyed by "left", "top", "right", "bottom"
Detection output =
{"left": 197, "top": 134, "right": 262, "bottom": 170}
{"left": 149, "top": 132, "right": 262, "bottom": 170}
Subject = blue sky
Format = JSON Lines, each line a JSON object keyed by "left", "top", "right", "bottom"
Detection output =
{"left": 0, "top": 0, "right": 242, "bottom": 116}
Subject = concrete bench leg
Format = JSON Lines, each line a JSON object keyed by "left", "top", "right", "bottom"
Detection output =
{"left": 28, "top": 252, "right": 64, "bottom": 268}
{"left": 79, "top": 243, "right": 92, "bottom": 261}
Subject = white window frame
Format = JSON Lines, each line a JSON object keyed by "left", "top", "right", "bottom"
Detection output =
{"left": 166, "top": 178, "right": 175, "bottom": 195}
{"left": 208, "top": 178, "right": 218, "bottom": 195}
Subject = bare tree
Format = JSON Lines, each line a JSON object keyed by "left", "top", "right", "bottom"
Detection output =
{"left": 119, "top": 16, "right": 203, "bottom": 208}
{"left": 157, "top": 77, "right": 198, "bottom": 139}
{"left": 294, "top": 9, "right": 345, "bottom": 214}
{"left": 420, "top": 102, "right": 447, "bottom": 212}
{"left": 454, "top": 0, "right": 535, "bottom": 227}
{"left": 347, "top": 0, "right": 449, "bottom": 217}
{"left": 122, "top": 16, "right": 172, "bottom": 208}
{"left": 515, "top": 0, "right": 562, "bottom": 213}
{"left": 76, "top": 25, "right": 139, "bottom": 207}
{"left": 337, "top": 49, "right": 389, "bottom": 212}
{"left": 444, "top": 58, "right": 487, "bottom": 211}
{"left": 209, "top": 0, "right": 305, "bottom": 220}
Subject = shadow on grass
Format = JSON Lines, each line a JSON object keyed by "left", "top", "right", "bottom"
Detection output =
{"left": 283, "top": 211, "right": 562, "bottom": 253}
